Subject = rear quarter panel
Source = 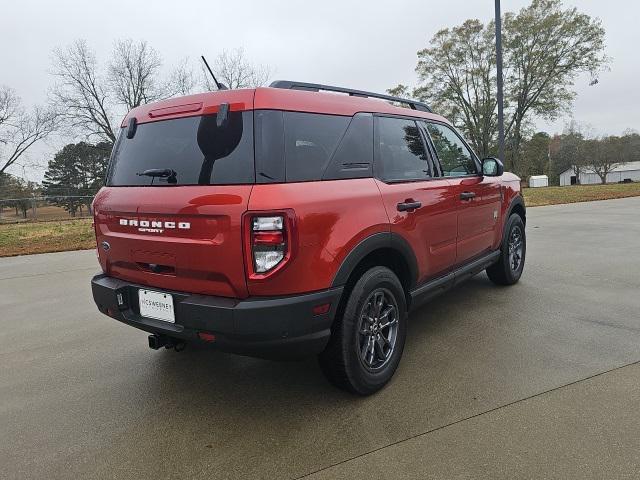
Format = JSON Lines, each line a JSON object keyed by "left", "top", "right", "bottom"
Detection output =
{"left": 246, "top": 178, "right": 388, "bottom": 296}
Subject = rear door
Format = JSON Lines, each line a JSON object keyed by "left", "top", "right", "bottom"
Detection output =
{"left": 424, "top": 122, "right": 502, "bottom": 265}
{"left": 93, "top": 105, "right": 255, "bottom": 298}
{"left": 374, "top": 115, "right": 458, "bottom": 284}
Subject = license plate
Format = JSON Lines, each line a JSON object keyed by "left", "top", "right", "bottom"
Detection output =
{"left": 139, "top": 289, "right": 175, "bottom": 323}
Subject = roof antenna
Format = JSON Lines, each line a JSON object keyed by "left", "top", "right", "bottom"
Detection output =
{"left": 201, "top": 55, "right": 228, "bottom": 90}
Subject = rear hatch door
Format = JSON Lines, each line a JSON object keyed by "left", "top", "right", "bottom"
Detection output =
{"left": 93, "top": 92, "right": 254, "bottom": 298}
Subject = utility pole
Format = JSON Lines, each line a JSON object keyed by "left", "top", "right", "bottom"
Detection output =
{"left": 495, "top": 0, "right": 505, "bottom": 163}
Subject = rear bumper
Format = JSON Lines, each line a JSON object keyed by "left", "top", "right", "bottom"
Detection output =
{"left": 91, "top": 274, "right": 342, "bottom": 358}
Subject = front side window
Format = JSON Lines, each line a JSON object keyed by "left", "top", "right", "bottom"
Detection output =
{"left": 376, "top": 117, "right": 431, "bottom": 182}
{"left": 426, "top": 123, "right": 478, "bottom": 177}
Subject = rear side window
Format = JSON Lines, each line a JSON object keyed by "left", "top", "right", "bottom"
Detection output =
{"left": 255, "top": 111, "right": 371, "bottom": 183}
{"left": 375, "top": 116, "right": 431, "bottom": 182}
{"left": 284, "top": 112, "right": 350, "bottom": 182}
{"left": 107, "top": 111, "right": 254, "bottom": 186}
{"left": 255, "top": 110, "right": 285, "bottom": 183}
{"left": 425, "top": 123, "right": 478, "bottom": 177}
{"left": 323, "top": 113, "right": 373, "bottom": 180}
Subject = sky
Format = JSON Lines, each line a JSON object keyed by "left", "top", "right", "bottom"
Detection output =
{"left": 2, "top": 0, "right": 639, "bottom": 182}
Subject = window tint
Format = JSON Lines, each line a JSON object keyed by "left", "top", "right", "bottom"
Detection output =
{"left": 376, "top": 116, "right": 430, "bottom": 182}
{"left": 254, "top": 110, "right": 372, "bottom": 183}
{"left": 426, "top": 123, "right": 477, "bottom": 177}
{"left": 323, "top": 113, "right": 373, "bottom": 180}
{"left": 107, "top": 111, "right": 254, "bottom": 186}
{"left": 255, "top": 110, "right": 285, "bottom": 183}
{"left": 283, "top": 112, "right": 350, "bottom": 182}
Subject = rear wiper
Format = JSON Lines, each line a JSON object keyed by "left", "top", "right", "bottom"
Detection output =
{"left": 137, "top": 168, "right": 176, "bottom": 178}
{"left": 137, "top": 168, "right": 177, "bottom": 184}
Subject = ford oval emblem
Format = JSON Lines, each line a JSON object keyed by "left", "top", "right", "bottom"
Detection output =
{"left": 101, "top": 241, "right": 111, "bottom": 251}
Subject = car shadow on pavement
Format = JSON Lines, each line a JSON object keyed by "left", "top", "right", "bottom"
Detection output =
{"left": 139, "top": 274, "right": 499, "bottom": 405}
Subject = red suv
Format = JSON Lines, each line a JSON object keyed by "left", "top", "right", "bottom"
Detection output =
{"left": 91, "top": 81, "right": 526, "bottom": 395}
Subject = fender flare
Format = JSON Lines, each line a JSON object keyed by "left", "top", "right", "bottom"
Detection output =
{"left": 506, "top": 194, "right": 526, "bottom": 224}
{"left": 331, "top": 232, "right": 419, "bottom": 289}
{"left": 498, "top": 194, "right": 527, "bottom": 249}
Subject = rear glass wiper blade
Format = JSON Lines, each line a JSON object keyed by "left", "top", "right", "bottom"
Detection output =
{"left": 136, "top": 168, "right": 177, "bottom": 178}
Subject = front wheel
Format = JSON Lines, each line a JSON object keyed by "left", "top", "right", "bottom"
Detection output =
{"left": 319, "top": 266, "right": 407, "bottom": 395}
{"left": 486, "top": 213, "right": 526, "bottom": 285}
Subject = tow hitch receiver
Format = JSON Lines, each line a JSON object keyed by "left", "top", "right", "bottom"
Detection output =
{"left": 148, "top": 334, "right": 186, "bottom": 352}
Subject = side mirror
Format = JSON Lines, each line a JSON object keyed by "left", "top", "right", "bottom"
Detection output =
{"left": 482, "top": 157, "right": 504, "bottom": 177}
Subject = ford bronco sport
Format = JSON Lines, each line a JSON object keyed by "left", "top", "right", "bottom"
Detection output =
{"left": 91, "top": 81, "right": 526, "bottom": 395}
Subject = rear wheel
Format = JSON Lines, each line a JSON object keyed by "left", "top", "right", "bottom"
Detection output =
{"left": 319, "top": 266, "right": 407, "bottom": 395}
{"left": 486, "top": 213, "right": 526, "bottom": 285}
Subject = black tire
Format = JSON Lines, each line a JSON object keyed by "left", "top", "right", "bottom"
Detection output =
{"left": 486, "top": 213, "right": 526, "bottom": 286}
{"left": 319, "top": 266, "right": 407, "bottom": 395}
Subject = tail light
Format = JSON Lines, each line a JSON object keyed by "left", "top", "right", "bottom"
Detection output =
{"left": 244, "top": 212, "right": 294, "bottom": 279}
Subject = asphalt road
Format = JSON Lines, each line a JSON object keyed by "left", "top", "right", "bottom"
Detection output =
{"left": 2, "top": 197, "right": 640, "bottom": 480}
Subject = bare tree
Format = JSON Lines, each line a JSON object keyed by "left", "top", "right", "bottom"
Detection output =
{"left": 0, "top": 87, "right": 20, "bottom": 129}
{"left": 51, "top": 39, "right": 196, "bottom": 145}
{"left": 588, "top": 136, "right": 628, "bottom": 184}
{"left": 0, "top": 86, "right": 58, "bottom": 175}
{"left": 203, "top": 48, "right": 271, "bottom": 90}
{"left": 51, "top": 40, "right": 116, "bottom": 143}
{"left": 553, "top": 122, "right": 589, "bottom": 184}
{"left": 108, "top": 39, "right": 165, "bottom": 110}
{"left": 165, "top": 58, "right": 197, "bottom": 97}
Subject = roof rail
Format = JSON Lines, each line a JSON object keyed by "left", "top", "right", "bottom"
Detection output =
{"left": 269, "top": 80, "right": 432, "bottom": 113}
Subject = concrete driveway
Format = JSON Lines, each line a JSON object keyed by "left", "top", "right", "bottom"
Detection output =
{"left": 2, "top": 197, "right": 640, "bottom": 479}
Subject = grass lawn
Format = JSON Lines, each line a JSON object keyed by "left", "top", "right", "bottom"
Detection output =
{"left": 0, "top": 219, "right": 94, "bottom": 257}
{"left": 523, "top": 182, "right": 640, "bottom": 207}
{"left": 1, "top": 183, "right": 639, "bottom": 257}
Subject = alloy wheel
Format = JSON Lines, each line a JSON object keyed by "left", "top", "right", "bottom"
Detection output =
{"left": 356, "top": 288, "right": 399, "bottom": 371}
{"left": 508, "top": 225, "right": 524, "bottom": 272}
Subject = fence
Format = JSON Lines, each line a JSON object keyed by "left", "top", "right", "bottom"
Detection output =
{"left": 0, "top": 196, "right": 95, "bottom": 223}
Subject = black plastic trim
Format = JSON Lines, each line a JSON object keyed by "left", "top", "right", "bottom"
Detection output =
{"left": 269, "top": 80, "right": 432, "bottom": 112}
{"left": 408, "top": 250, "right": 501, "bottom": 310}
{"left": 507, "top": 194, "right": 526, "bottom": 224}
{"left": 331, "top": 232, "right": 419, "bottom": 289}
{"left": 322, "top": 113, "right": 374, "bottom": 181}
{"left": 91, "top": 274, "right": 343, "bottom": 358}
{"left": 497, "top": 194, "right": 527, "bottom": 251}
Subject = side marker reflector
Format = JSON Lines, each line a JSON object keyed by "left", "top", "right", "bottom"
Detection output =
{"left": 313, "top": 303, "right": 331, "bottom": 315}
{"left": 198, "top": 332, "right": 216, "bottom": 342}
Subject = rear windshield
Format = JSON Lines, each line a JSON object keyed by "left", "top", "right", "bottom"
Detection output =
{"left": 106, "top": 109, "right": 374, "bottom": 186}
{"left": 106, "top": 111, "right": 254, "bottom": 186}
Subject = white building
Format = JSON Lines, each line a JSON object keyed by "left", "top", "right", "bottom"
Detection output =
{"left": 529, "top": 175, "right": 548, "bottom": 188}
{"left": 559, "top": 161, "right": 640, "bottom": 186}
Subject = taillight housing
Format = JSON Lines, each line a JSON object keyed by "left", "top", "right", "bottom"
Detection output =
{"left": 244, "top": 211, "right": 295, "bottom": 279}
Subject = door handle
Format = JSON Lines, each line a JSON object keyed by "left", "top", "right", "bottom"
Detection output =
{"left": 460, "top": 191, "right": 476, "bottom": 201}
{"left": 397, "top": 200, "right": 422, "bottom": 212}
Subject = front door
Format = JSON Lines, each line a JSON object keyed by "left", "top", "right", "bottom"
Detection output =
{"left": 373, "top": 115, "right": 458, "bottom": 284}
{"left": 424, "top": 122, "right": 502, "bottom": 266}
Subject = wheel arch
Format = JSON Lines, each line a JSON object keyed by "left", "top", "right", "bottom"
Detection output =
{"left": 498, "top": 195, "right": 527, "bottom": 251}
{"left": 331, "top": 232, "right": 418, "bottom": 297}
{"left": 507, "top": 194, "right": 526, "bottom": 225}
